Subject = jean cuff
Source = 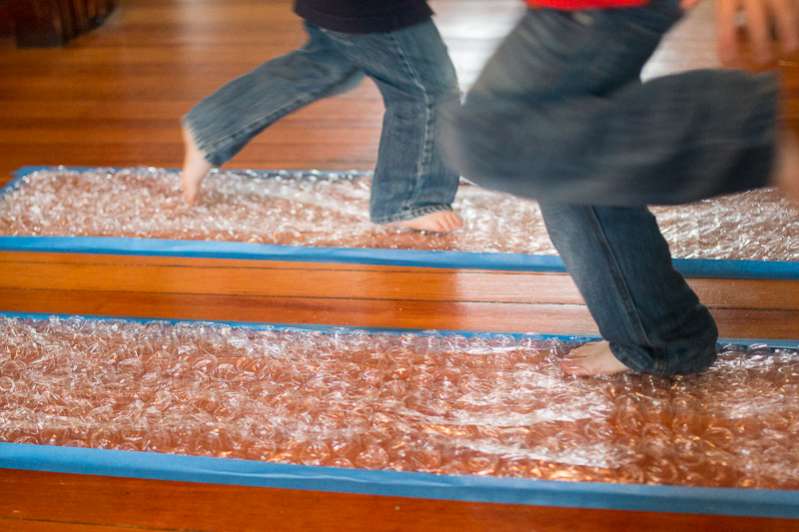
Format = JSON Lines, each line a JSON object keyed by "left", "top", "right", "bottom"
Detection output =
{"left": 608, "top": 342, "right": 654, "bottom": 374}
{"left": 372, "top": 204, "right": 454, "bottom": 224}
{"left": 181, "top": 115, "right": 224, "bottom": 167}
{"left": 609, "top": 341, "right": 718, "bottom": 376}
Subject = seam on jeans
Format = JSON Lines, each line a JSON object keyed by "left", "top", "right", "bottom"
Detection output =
{"left": 585, "top": 207, "right": 653, "bottom": 352}
{"left": 195, "top": 69, "right": 358, "bottom": 161}
{"left": 607, "top": 341, "right": 648, "bottom": 374}
{"left": 387, "top": 30, "right": 434, "bottom": 211}
{"left": 192, "top": 48, "right": 360, "bottom": 163}
{"left": 180, "top": 117, "right": 215, "bottom": 166}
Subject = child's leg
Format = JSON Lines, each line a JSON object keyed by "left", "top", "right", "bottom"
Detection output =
{"left": 318, "top": 21, "right": 462, "bottom": 231}
{"left": 440, "top": 1, "right": 783, "bottom": 207}
{"left": 441, "top": 0, "right": 724, "bottom": 376}
{"left": 541, "top": 203, "right": 718, "bottom": 376}
{"left": 181, "top": 22, "right": 363, "bottom": 204}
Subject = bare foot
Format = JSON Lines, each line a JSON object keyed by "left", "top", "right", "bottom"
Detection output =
{"left": 181, "top": 125, "right": 213, "bottom": 205}
{"left": 560, "top": 341, "right": 631, "bottom": 377}
{"left": 775, "top": 127, "right": 799, "bottom": 205}
{"left": 393, "top": 210, "right": 463, "bottom": 233}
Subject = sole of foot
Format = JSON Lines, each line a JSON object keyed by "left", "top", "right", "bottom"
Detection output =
{"left": 560, "top": 341, "right": 631, "bottom": 377}
{"left": 393, "top": 210, "right": 464, "bottom": 233}
{"left": 181, "top": 126, "right": 213, "bottom": 205}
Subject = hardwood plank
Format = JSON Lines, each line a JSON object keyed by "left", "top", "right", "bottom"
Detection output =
{"left": 2, "top": 469, "right": 797, "bottom": 532}
{"left": 710, "top": 308, "right": 799, "bottom": 340}
{"left": 1, "top": 1, "right": 798, "bottom": 531}
{"left": 0, "top": 517, "right": 148, "bottom": 531}
{"left": 0, "top": 286, "right": 600, "bottom": 334}
{"left": 0, "top": 100, "right": 384, "bottom": 121}
{"left": 0, "top": 253, "right": 797, "bottom": 311}
{"left": 0, "top": 255, "right": 587, "bottom": 305}
{"left": 0, "top": 286, "right": 797, "bottom": 339}
{"left": 0, "top": 124, "right": 382, "bottom": 144}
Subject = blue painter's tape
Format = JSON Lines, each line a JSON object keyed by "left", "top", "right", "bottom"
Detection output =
{"left": 0, "top": 233, "right": 797, "bottom": 279}
{"left": 11, "top": 165, "right": 115, "bottom": 180}
{"left": 0, "top": 311, "right": 798, "bottom": 517}
{"left": 2, "top": 166, "right": 798, "bottom": 279}
{"left": 1, "top": 443, "right": 798, "bottom": 519}
{"left": 0, "top": 235, "right": 569, "bottom": 272}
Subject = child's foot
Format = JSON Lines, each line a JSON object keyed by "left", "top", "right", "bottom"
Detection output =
{"left": 181, "top": 125, "right": 212, "bottom": 205}
{"left": 394, "top": 211, "right": 463, "bottom": 233}
{"left": 560, "top": 341, "right": 631, "bottom": 377}
{"left": 775, "top": 127, "right": 799, "bottom": 205}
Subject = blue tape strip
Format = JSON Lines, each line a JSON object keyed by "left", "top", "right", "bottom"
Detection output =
{"left": 3, "top": 166, "right": 798, "bottom": 279}
{"left": 12, "top": 165, "right": 117, "bottom": 179}
{"left": 2, "top": 443, "right": 797, "bottom": 519}
{"left": 1, "top": 168, "right": 31, "bottom": 193}
{"left": 0, "top": 235, "right": 570, "bottom": 272}
{"left": 0, "top": 310, "right": 797, "bottom": 517}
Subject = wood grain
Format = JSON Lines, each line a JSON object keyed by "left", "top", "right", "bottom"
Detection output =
{"left": 2, "top": 469, "right": 798, "bottom": 532}
{"left": 1, "top": 283, "right": 797, "bottom": 339}
{"left": 1, "top": 252, "right": 798, "bottom": 311}
{"left": 3, "top": 0, "right": 794, "bottom": 182}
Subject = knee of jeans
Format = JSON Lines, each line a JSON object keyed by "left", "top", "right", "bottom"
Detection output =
{"left": 434, "top": 65, "right": 460, "bottom": 97}
{"left": 325, "top": 69, "right": 365, "bottom": 98}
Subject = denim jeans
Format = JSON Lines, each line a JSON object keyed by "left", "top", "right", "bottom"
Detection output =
{"left": 438, "top": 0, "right": 779, "bottom": 374}
{"left": 184, "top": 20, "right": 460, "bottom": 224}
{"left": 441, "top": 1, "right": 779, "bottom": 206}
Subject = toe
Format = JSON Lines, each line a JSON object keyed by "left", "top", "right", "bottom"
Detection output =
{"left": 445, "top": 213, "right": 460, "bottom": 230}
{"left": 182, "top": 181, "right": 197, "bottom": 205}
{"left": 560, "top": 360, "right": 589, "bottom": 376}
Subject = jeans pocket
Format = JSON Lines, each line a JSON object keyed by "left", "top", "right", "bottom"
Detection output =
{"left": 605, "top": 1, "right": 682, "bottom": 39}
{"left": 568, "top": 10, "right": 600, "bottom": 27}
{"left": 523, "top": 9, "right": 611, "bottom": 62}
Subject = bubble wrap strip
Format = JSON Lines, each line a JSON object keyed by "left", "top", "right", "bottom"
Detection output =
{"left": 3, "top": 443, "right": 798, "bottom": 519}
{"left": 1, "top": 166, "right": 797, "bottom": 278}
{"left": 3, "top": 312, "right": 799, "bottom": 504}
{"left": 2, "top": 310, "right": 798, "bottom": 349}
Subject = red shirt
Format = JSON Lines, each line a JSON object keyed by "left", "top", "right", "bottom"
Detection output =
{"left": 528, "top": 0, "right": 646, "bottom": 9}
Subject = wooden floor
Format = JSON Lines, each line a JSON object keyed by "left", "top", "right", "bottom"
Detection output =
{"left": 1, "top": 0, "right": 798, "bottom": 530}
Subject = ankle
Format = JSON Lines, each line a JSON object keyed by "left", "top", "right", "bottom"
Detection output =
{"left": 775, "top": 126, "right": 799, "bottom": 202}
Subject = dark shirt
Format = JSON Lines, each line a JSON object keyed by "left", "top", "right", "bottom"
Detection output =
{"left": 294, "top": 0, "right": 433, "bottom": 34}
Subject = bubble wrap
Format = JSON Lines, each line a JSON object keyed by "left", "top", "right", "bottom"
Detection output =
{"left": 1, "top": 316, "right": 797, "bottom": 489}
{"left": 0, "top": 168, "right": 796, "bottom": 260}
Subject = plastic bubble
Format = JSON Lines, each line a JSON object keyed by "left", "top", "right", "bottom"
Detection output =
{"left": 0, "top": 168, "right": 796, "bottom": 260}
{"left": 0, "top": 317, "right": 797, "bottom": 489}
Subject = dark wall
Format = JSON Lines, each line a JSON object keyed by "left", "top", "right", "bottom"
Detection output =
{"left": 0, "top": 0, "right": 12, "bottom": 38}
{"left": 8, "top": 0, "right": 117, "bottom": 47}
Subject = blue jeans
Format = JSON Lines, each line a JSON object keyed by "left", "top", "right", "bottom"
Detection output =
{"left": 442, "top": 2, "right": 778, "bottom": 206}
{"left": 184, "top": 20, "right": 460, "bottom": 224}
{"left": 439, "top": 0, "right": 781, "bottom": 374}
